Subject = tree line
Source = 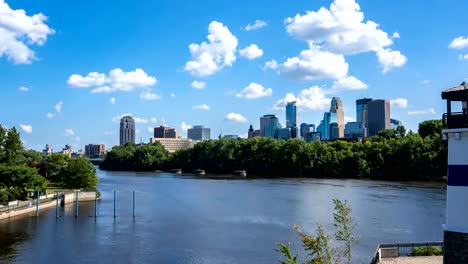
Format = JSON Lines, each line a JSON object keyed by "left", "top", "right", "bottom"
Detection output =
{"left": 0, "top": 125, "right": 98, "bottom": 202}
{"left": 100, "top": 120, "right": 447, "bottom": 180}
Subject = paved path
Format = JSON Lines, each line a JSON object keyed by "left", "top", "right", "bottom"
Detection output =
{"left": 380, "top": 256, "right": 442, "bottom": 264}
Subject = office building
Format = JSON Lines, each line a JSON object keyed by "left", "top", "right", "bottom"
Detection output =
{"left": 60, "top": 144, "right": 72, "bottom": 157}
{"left": 286, "top": 101, "right": 297, "bottom": 128}
{"left": 390, "top": 118, "right": 402, "bottom": 130}
{"left": 260, "top": 115, "right": 281, "bottom": 138}
{"left": 277, "top": 128, "right": 291, "bottom": 140}
{"left": 43, "top": 144, "right": 53, "bottom": 156}
{"left": 223, "top": 135, "right": 241, "bottom": 140}
{"left": 150, "top": 138, "right": 197, "bottom": 153}
{"left": 85, "top": 144, "right": 106, "bottom": 159}
{"left": 300, "top": 123, "right": 315, "bottom": 140}
{"left": 120, "top": 115, "right": 135, "bottom": 146}
{"left": 317, "top": 112, "right": 336, "bottom": 140}
{"left": 188, "top": 125, "right": 210, "bottom": 141}
{"left": 308, "top": 132, "right": 321, "bottom": 142}
{"left": 367, "top": 100, "right": 391, "bottom": 136}
{"left": 345, "top": 122, "right": 367, "bottom": 139}
{"left": 154, "top": 126, "right": 179, "bottom": 138}
{"left": 356, "top": 98, "right": 373, "bottom": 127}
{"left": 330, "top": 97, "right": 344, "bottom": 138}
{"left": 248, "top": 125, "right": 260, "bottom": 139}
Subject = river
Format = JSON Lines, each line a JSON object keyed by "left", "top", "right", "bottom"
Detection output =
{"left": 0, "top": 170, "right": 446, "bottom": 263}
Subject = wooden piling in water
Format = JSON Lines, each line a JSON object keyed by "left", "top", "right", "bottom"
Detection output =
{"left": 75, "top": 191, "right": 79, "bottom": 218}
{"left": 113, "top": 190, "right": 116, "bottom": 218}
{"left": 133, "top": 191, "right": 135, "bottom": 218}
{"left": 35, "top": 190, "right": 39, "bottom": 218}
{"left": 55, "top": 192, "right": 59, "bottom": 218}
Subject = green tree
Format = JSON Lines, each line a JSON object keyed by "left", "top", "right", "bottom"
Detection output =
{"left": 418, "top": 120, "right": 443, "bottom": 138}
{"left": 0, "top": 164, "right": 46, "bottom": 202}
{"left": 64, "top": 157, "right": 98, "bottom": 189}
{"left": 2, "top": 127, "right": 25, "bottom": 165}
{"left": 46, "top": 153, "right": 71, "bottom": 183}
{"left": 333, "top": 199, "right": 357, "bottom": 264}
{"left": 276, "top": 243, "right": 298, "bottom": 264}
{"left": 23, "top": 149, "right": 44, "bottom": 165}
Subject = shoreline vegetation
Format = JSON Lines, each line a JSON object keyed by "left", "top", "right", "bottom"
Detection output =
{"left": 100, "top": 120, "right": 447, "bottom": 181}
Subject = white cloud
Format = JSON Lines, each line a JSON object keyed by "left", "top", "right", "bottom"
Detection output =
{"left": 67, "top": 68, "right": 157, "bottom": 93}
{"left": 458, "top": 54, "right": 468, "bottom": 60}
{"left": 285, "top": 0, "right": 393, "bottom": 55}
{"left": 225, "top": 113, "right": 248, "bottom": 123}
{"left": 192, "top": 104, "right": 210, "bottom": 110}
{"left": 377, "top": 48, "right": 407, "bottom": 73}
{"left": 390, "top": 98, "right": 408, "bottom": 108}
{"left": 112, "top": 114, "right": 148, "bottom": 124}
{"left": 392, "top": 32, "right": 400, "bottom": 39}
{"left": 279, "top": 47, "right": 348, "bottom": 81}
{"left": 407, "top": 108, "right": 436, "bottom": 115}
{"left": 104, "top": 131, "right": 114, "bottom": 135}
{"left": 184, "top": 21, "right": 238, "bottom": 77}
{"left": 150, "top": 117, "right": 158, "bottom": 124}
{"left": 449, "top": 36, "right": 468, "bottom": 49}
{"left": 236, "top": 83, "right": 272, "bottom": 99}
{"left": 239, "top": 44, "right": 263, "bottom": 60}
{"left": 55, "top": 101, "right": 63, "bottom": 112}
{"left": 264, "top": 60, "right": 279, "bottom": 70}
{"left": 139, "top": 90, "right": 161, "bottom": 100}
{"left": 170, "top": 93, "right": 175, "bottom": 97}
{"left": 191, "top": 81, "right": 206, "bottom": 90}
{"left": 332, "top": 76, "right": 367, "bottom": 90}
{"left": 20, "top": 124, "right": 32, "bottom": 134}
{"left": 64, "top": 128, "right": 75, "bottom": 136}
{"left": 18, "top": 86, "right": 29, "bottom": 92}
{"left": 46, "top": 112, "right": 54, "bottom": 119}
{"left": 244, "top": 20, "right": 267, "bottom": 31}
{"left": 273, "top": 86, "right": 330, "bottom": 111}
{"left": 0, "top": 0, "right": 55, "bottom": 64}
{"left": 181, "top": 121, "right": 192, "bottom": 132}
{"left": 110, "top": 97, "right": 116, "bottom": 104}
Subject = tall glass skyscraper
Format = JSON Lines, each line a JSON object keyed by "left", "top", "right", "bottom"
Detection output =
{"left": 317, "top": 112, "right": 336, "bottom": 140}
{"left": 120, "top": 115, "right": 135, "bottom": 146}
{"left": 356, "top": 98, "right": 373, "bottom": 126}
{"left": 187, "top": 125, "right": 211, "bottom": 141}
{"left": 286, "top": 101, "right": 297, "bottom": 128}
{"left": 260, "top": 115, "right": 281, "bottom": 138}
{"left": 329, "top": 97, "right": 344, "bottom": 139}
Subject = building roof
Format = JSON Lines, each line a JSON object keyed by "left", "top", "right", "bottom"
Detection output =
{"left": 442, "top": 82, "right": 468, "bottom": 101}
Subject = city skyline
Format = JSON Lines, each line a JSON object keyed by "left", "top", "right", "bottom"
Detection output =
{"left": 2, "top": 0, "right": 467, "bottom": 151}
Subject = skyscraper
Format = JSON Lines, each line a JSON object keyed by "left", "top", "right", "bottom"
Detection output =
{"left": 260, "top": 115, "right": 281, "bottom": 138}
{"left": 154, "top": 126, "right": 179, "bottom": 138}
{"left": 356, "top": 98, "right": 373, "bottom": 127}
{"left": 120, "top": 115, "right": 135, "bottom": 146}
{"left": 248, "top": 125, "right": 260, "bottom": 138}
{"left": 286, "top": 101, "right": 297, "bottom": 128}
{"left": 187, "top": 125, "right": 210, "bottom": 141}
{"left": 329, "top": 97, "right": 344, "bottom": 138}
{"left": 367, "top": 100, "right": 391, "bottom": 136}
{"left": 300, "top": 123, "right": 315, "bottom": 140}
{"left": 317, "top": 112, "right": 336, "bottom": 140}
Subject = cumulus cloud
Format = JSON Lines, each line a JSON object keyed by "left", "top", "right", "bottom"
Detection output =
{"left": 225, "top": 113, "right": 248, "bottom": 123}
{"left": 459, "top": 54, "right": 468, "bottom": 60}
{"left": 110, "top": 97, "right": 116, "bottom": 104}
{"left": 64, "top": 128, "right": 75, "bottom": 136}
{"left": 46, "top": 112, "right": 54, "bottom": 119}
{"left": 191, "top": 81, "right": 206, "bottom": 90}
{"left": 244, "top": 20, "right": 267, "bottom": 31}
{"left": 449, "top": 36, "right": 468, "bottom": 49}
{"left": 390, "top": 98, "right": 408, "bottom": 108}
{"left": 264, "top": 60, "right": 279, "bottom": 70}
{"left": 407, "top": 108, "right": 436, "bottom": 115}
{"left": 332, "top": 76, "right": 367, "bottom": 90}
{"left": 139, "top": 90, "right": 161, "bottom": 100}
{"left": 67, "top": 68, "right": 157, "bottom": 93}
{"left": 0, "top": 0, "right": 55, "bottom": 64}
{"left": 18, "top": 86, "right": 29, "bottom": 92}
{"left": 20, "top": 124, "right": 32, "bottom": 134}
{"left": 239, "top": 44, "right": 263, "bottom": 59}
{"left": 112, "top": 114, "right": 148, "bottom": 124}
{"left": 192, "top": 104, "right": 210, "bottom": 110}
{"left": 181, "top": 121, "right": 192, "bottom": 132}
{"left": 236, "top": 83, "right": 272, "bottom": 99}
{"left": 279, "top": 47, "right": 348, "bottom": 81}
{"left": 377, "top": 48, "right": 407, "bottom": 73}
{"left": 392, "top": 32, "right": 400, "bottom": 39}
{"left": 273, "top": 86, "right": 330, "bottom": 111}
{"left": 184, "top": 21, "right": 238, "bottom": 77}
{"left": 55, "top": 101, "right": 63, "bottom": 112}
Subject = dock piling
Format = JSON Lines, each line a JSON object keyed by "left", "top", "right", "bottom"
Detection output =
{"left": 113, "top": 190, "right": 116, "bottom": 218}
{"left": 94, "top": 191, "right": 97, "bottom": 218}
{"left": 75, "top": 190, "right": 79, "bottom": 218}
{"left": 35, "top": 190, "right": 39, "bottom": 218}
{"left": 132, "top": 191, "right": 135, "bottom": 218}
{"left": 55, "top": 192, "right": 59, "bottom": 218}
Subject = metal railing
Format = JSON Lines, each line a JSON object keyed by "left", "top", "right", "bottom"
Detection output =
{"left": 443, "top": 112, "right": 468, "bottom": 129}
{"left": 0, "top": 195, "right": 60, "bottom": 215}
{"left": 370, "top": 241, "right": 443, "bottom": 264}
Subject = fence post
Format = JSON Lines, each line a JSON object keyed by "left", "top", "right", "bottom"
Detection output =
{"left": 75, "top": 190, "right": 79, "bottom": 218}
{"left": 113, "top": 190, "right": 116, "bottom": 218}
{"left": 35, "top": 190, "right": 39, "bottom": 218}
{"left": 55, "top": 192, "right": 59, "bottom": 218}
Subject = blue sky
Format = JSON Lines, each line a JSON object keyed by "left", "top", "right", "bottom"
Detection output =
{"left": 1, "top": 0, "right": 468, "bottom": 151}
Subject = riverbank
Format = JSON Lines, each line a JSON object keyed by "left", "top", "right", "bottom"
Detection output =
{"left": 0, "top": 191, "right": 97, "bottom": 221}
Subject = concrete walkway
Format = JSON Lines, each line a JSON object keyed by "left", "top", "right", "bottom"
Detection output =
{"left": 380, "top": 256, "right": 442, "bottom": 264}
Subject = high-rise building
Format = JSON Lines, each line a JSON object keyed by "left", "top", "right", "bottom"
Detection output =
{"left": 367, "top": 100, "right": 391, "bottom": 136}
{"left": 150, "top": 138, "right": 197, "bottom": 153}
{"left": 345, "top": 122, "right": 367, "bottom": 139}
{"left": 260, "top": 115, "right": 281, "bottom": 138}
{"left": 120, "top": 115, "right": 135, "bottom": 146}
{"left": 390, "top": 118, "right": 402, "bottom": 130}
{"left": 317, "top": 112, "right": 336, "bottom": 140}
{"left": 85, "top": 144, "right": 105, "bottom": 158}
{"left": 356, "top": 98, "right": 373, "bottom": 127}
{"left": 286, "top": 101, "right": 297, "bottom": 128}
{"left": 43, "top": 144, "right": 53, "bottom": 156}
{"left": 187, "top": 125, "right": 210, "bottom": 141}
{"left": 61, "top": 144, "right": 72, "bottom": 157}
{"left": 300, "top": 123, "right": 315, "bottom": 140}
{"left": 154, "top": 126, "right": 179, "bottom": 138}
{"left": 248, "top": 125, "right": 260, "bottom": 139}
{"left": 330, "top": 97, "right": 344, "bottom": 138}
{"left": 277, "top": 128, "right": 291, "bottom": 140}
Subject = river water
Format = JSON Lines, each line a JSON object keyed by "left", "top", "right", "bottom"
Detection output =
{"left": 0, "top": 170, "right": 445, "bottom": 263}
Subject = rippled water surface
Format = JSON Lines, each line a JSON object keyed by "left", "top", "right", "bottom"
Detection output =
{"left": 0, "top": 170, "right": 446, "bottom": 263}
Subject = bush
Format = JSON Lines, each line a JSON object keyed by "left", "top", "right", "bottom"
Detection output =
{"left": 411, "top": 246, "right": 442, "bottom": 256}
